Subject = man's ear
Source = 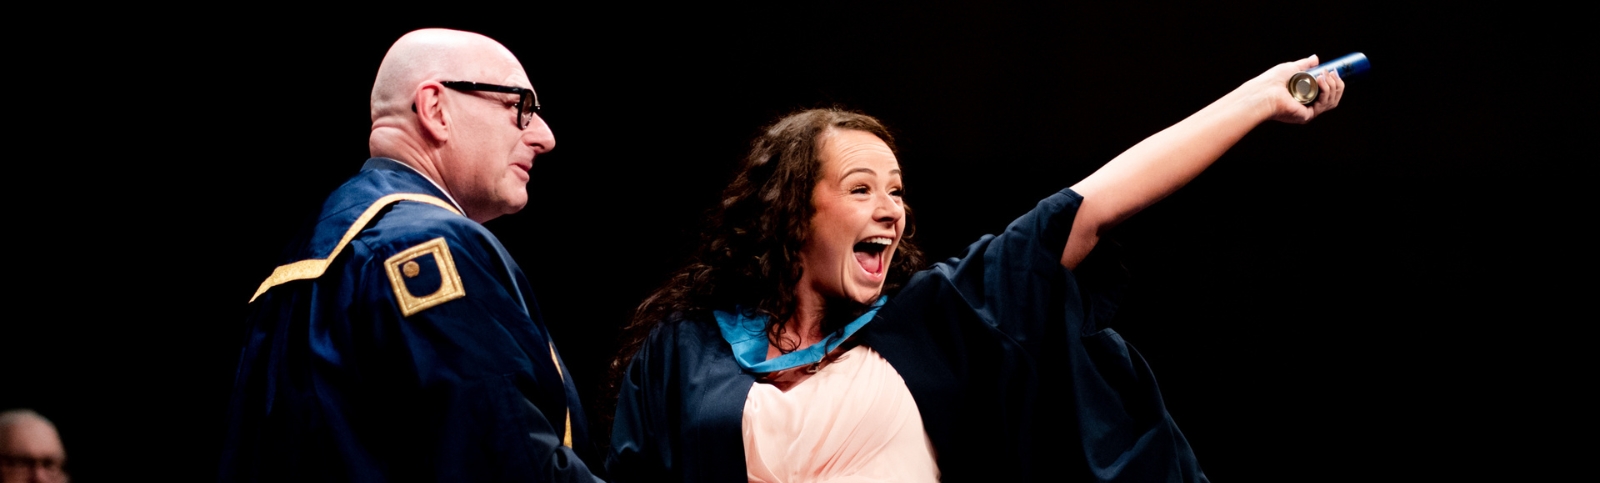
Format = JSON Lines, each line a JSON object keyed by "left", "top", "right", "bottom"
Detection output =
{"left": 414, "top": 82, "right": 450, "bottom": 142}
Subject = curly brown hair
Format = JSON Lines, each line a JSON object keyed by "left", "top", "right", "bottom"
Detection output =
{"left": 605, "top": 107, "right": 926, "bottom": 403}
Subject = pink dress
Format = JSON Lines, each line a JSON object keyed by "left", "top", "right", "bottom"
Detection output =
{"left": 742, "top": 345, "right": 940, "bottom": 482}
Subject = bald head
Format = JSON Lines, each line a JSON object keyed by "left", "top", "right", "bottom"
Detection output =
{"left": 0, "top": 410, "right": 66, "bottom": 483}
{"left": 370, "top": 29, "right": 520, "bottom": 122}
{"left": 367, "top": 28, "right": 556, "bottom": 223}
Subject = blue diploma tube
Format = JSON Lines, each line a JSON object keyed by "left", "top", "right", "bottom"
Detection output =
{"left": 1287, "top": 52, "right": 1369, "bottom": 104}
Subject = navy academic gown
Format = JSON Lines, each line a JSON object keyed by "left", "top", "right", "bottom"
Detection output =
{"left": 609, "top": 189, "right": 1206, "bottom": 482}
{"left": 222, "top": 158, "right": 604, "bottom": 482}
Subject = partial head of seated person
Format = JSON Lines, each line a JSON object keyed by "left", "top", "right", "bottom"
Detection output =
{"left": 1, "top": 410, "right": 68, "bottom": 483}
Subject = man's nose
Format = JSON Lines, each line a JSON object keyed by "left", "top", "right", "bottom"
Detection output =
{"left": 524, "top": 114, "right": 556, "bottom": 154}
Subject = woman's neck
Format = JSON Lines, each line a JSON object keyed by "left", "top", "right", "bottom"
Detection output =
{"left": 769, "top": 291, "right": 828, "bottom": 358}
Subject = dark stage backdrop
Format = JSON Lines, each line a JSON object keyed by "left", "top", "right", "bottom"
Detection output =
{"left": 4, "top": 4, "right": 1579, "bottom": 481}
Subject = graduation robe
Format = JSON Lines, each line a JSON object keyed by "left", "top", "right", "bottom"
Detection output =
{"left": 608, "top": 188, "right": 1207, "bottom": 482}
{"left": 222, "top": 158, "right": 604, "bottom": 482}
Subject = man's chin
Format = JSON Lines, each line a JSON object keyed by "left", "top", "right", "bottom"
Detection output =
{"left": 502, "top": 193, "right": 529, "bottom": 215}
{"left": 468, "top": 201, "right": 526, "bottom": 223}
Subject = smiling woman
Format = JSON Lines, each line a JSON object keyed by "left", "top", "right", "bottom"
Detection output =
{"left": 606, "top": 109, "right": 937, "bottom": 481}
{"left": 797, "top": 129, "right": 907, "bottom": 321}
{"left": 607, "top": 109, "right": 926, "bottom": 362}
{"left": 606, "top": 55, "right": 1345, "bottom": 483}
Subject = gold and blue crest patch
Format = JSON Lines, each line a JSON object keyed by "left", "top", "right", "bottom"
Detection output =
{"left": 384, "top": 237, "right": 466, "bottom": 316}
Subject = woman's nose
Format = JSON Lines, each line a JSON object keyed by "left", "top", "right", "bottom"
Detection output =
{"left": 875, "top": 193, "right": 904, "bottom": 223}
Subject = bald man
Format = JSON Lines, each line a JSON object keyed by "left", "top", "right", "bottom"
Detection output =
{"left": 0, "top": 410, "right": 67, "bottom": 483}
{"left": 222, "top": 29, "right": 605, "bottom": 482}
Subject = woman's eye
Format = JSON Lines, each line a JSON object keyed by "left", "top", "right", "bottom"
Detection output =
{"left": 850, "top": 186, "right": 869, "bottom": 195}
{"left": 890, "top": 188, "right": 904, "bottom": 197}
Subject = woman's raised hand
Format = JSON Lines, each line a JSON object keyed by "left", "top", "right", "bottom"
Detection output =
{"left": 1247, "top": 55, "right": 1346, "bottom": 125}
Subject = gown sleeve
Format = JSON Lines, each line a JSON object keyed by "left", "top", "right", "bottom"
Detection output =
{"left": 348, "top": 218, "right": 606, "bottom": 483}
{"left": 607, "top": 318, "right": 754, "bottom": 483}
{"left": 606, "top": 325, "right": 676, "bottom": 482}
{"left": 234, "top": 205, "right": 606, "bottom": 482}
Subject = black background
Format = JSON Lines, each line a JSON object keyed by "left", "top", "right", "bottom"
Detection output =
{"left": 3, "top": 3, "right": 1581, "bottom": 481}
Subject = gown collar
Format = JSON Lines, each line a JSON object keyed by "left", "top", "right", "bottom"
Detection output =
{"left": 363, "top": 157, "right": 467, "bottom": 215}
{"left": 715, "top": 296, "right": 887, "bottom": 373}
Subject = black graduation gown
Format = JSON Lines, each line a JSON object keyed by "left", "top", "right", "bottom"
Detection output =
{"left": 609, "top": 188, "right": 1206, "bottom": 482}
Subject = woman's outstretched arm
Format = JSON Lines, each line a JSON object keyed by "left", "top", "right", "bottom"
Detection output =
{"left": 1062, "top": 55, "right": 1346, "bottom": 269}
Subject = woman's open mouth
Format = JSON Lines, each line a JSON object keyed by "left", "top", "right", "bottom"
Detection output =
{"left": 853, "top": 236, "right": 893, "bottom": 276}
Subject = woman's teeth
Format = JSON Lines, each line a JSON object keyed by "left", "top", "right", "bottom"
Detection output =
{"left": 853, "top": 237, "right": 892, "bottom": 254}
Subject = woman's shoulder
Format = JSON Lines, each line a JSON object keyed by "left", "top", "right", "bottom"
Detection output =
{"left": 631, "top": 312, "right": 727, "bottom": 363}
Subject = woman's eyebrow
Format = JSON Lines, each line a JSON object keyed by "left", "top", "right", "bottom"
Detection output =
{"left": 842, "top": 167, "right": 902, "bottom": 177}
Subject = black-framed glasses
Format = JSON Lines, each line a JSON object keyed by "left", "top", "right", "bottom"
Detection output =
{"left": 1, "top": 454, "right": 66, "bottom": 481}
{"left": 438, "top": 80, "right": 541, "bottom": 129}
